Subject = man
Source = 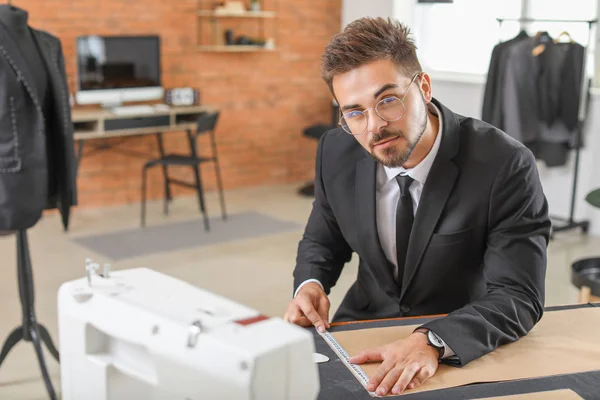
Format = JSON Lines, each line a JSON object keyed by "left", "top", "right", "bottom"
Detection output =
{"left": 283, "top": 17, "right": 550, "bottom": 396}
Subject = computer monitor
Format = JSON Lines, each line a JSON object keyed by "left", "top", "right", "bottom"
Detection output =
{"left": 75, "top": 35, "right": 163, "bottom": 107}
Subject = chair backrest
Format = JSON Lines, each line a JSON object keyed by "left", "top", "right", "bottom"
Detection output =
{"left": 197, "top": 111, "right": 220, "bottom": 136}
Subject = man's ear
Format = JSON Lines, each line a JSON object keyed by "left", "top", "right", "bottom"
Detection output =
{"left": 419, "top": 72, "right": 433, "bottom": 103}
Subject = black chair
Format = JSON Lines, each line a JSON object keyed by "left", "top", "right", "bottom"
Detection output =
{"left": 141, "top": 111, "right": 227, "bottom": 230}
{"left": 298, "top": 100, "right": 339, "bottom": 197}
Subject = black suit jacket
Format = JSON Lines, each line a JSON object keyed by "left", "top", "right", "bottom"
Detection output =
{"left": 0, "top": 24, "right": 77, "bottom": 230}
{"left": 293, "top": 98, "right": 551, "bottom": 366}
{"left": 481, "top": 30, "right": 529, "bottom": 128}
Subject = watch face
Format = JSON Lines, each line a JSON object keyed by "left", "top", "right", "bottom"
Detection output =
{"left": 428, "top": 330, "right": 444, "bottom": 348}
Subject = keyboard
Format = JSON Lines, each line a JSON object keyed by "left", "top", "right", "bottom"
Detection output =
{"left": 111, "top": 105, "right": 156, "bottom": 116}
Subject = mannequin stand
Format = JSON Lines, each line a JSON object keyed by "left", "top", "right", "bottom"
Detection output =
{"left": 0, "top": 230, "right": 59, "bottom": 400}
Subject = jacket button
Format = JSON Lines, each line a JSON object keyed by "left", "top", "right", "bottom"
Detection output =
{"left": 400, "top": 304, "right": 411, "bottom": 314}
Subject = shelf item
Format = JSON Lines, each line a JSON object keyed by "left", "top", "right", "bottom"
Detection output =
{"left": 197, "top": 45, "right": 276, "bottom": 52}
{"left": 197, "top": 10, "right": 276, "bottom": 18}
{"left": 196, "top": 0, "right": 279, "bottom": 52}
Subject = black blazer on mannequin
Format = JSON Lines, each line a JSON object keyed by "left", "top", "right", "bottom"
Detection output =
{"left": 293, "top": 98, "right": 551, "bottom": 366}
{"left": 0, "top": 22, "right": 77, "bottom": 231}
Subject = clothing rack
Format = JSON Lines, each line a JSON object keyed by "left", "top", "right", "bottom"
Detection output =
{"left": 495, "top": 17, "right": 597, "bottom": 237}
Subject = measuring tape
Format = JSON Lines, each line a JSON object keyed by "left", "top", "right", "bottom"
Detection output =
{"left": 319, "top": 330, "right": 378, "bottom": 397}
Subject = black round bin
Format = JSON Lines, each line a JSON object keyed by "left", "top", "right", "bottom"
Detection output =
{"left": 571, "top": 258, "right": 600, "bottom": 297}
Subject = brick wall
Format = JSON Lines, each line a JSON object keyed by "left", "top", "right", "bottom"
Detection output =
{"left": 17, "top": 0, "right": 341, "bottom": 207}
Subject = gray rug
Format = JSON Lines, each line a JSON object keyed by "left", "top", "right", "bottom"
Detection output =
{"left": 72, "top": 212, "right": 303, "bottom": 261}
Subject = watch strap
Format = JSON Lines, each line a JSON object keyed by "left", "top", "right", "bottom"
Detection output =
{"left": 413, "top": 327, "right": 444, "bottom": 360}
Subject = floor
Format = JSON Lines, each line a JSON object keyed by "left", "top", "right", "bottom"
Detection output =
{"left": 0, "top": 183, "right": 598, "bottom": 399}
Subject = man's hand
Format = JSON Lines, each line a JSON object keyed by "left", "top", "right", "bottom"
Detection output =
{"left": 283, "top": 283, "right": 331, "bottom": 333}
{"left": 349, "top": 333, "right": 439, "bottom": 396}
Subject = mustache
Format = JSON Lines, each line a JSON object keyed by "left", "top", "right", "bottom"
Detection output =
{"left": 370, "top": 130, "right": 405, "bottom": 148}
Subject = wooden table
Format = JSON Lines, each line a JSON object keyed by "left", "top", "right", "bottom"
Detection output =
{"left": 314, "top": 303, "right": 600, "bottom": 399}
{"left": 71, "top": 105, "right": 216, "bottom": 173}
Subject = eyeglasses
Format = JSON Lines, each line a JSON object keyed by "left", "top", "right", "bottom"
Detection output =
{"left": 339, "top": 72, "right": 421, "bottom": 136}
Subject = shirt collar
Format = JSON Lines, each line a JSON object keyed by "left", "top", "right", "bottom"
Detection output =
{"left": 379, "top": 102, "right": 443, "bottom": 187}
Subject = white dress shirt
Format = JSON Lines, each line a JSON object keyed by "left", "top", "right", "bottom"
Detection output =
{"left": 294, "top": 103, "right": 455, "bottom": 358}
{"left": 377, "top": 103, "right": 442, "bottom": 275}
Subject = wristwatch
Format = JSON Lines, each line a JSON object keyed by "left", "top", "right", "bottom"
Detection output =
{"left": 414, "top": 328, "right": 445, "bottom": 360}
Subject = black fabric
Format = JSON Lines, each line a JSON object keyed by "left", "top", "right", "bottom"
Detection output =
{"left": 481, "top": 30, "right": 529, "bottom": 128}
{"left": 395, "top": 174, "right": 414, "bottom": 286}
{"left": 293, "top": 97, "right": 551, "bottom": 366}
{"left": 558, "top": 42, "right": 586, "bottom": 131}
{"left": 0, "top": 6, "right": 48, "bottom": 106}
{"left": 0, "top": 6, "right": 77, "bottom": 230}
{"left": 314, "top": 304, "right": 600, "bottom": 400}
{"left": 536, "top": 38, "right": 585, "bottom": 131}
{"left": 524, "top": 141, "right": 570, "bottom": 167}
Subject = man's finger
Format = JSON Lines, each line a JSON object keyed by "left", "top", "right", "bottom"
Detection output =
{"left": 287, "top": 305, "right": 313, "bottom": 327}
{"left": 375, "top": 366, "right": 403, "bottom": 396}
{"left": 295, "top": 316, "right": 312, "bottom": 326}
{"left": 317, "top": 296, "right": 331, "bottom": 329}
{"left": 366, "top": 358, "right": 395, "bottom": 393}
{"left": 392, "top": 362, "right": 421, "bottom": 395}
{"left": 297, "top": 297, "right": 326, "bottom": 332}
{"left": 348, "top": 347, "right": 383, "bottom": 364}
{"left": 407, "top": 366, "right": 434, "bottom": 390}
{"left": 283, "top": 307, "right": 293, "bottom": 322}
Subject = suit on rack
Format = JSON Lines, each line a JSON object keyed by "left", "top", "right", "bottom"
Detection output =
{"left": 481, "top": 30, "right": 529, "bottom": 129}
{"left": 0, "top": 21, "right": 77, "bottom": 231}
{"left": 502, "top": 35, "right": 585, "bottom": 166}
{"left": 483, "top": 31, "right": 586, "bottom": 167}
{"left": 293, "top": 98, "right": 551, "bottom": 366}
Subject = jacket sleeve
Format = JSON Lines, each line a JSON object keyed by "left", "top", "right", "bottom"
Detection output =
{"left": 481, "top": 43, "right": 502, "bottom": 125}
{"left": 293, "top": 131, "right": 353, "bottom": 296}
{"left": 501, "top": 46, "right": 525, "bottom": 142}
{"left": 422, "top": 145, "right": 551, "bottom": 366}
{"left": 560, "top": 43, "right": 585, "bottom": 132}
{"left": 54, "top": 36, "right": 78, "bottom": 207}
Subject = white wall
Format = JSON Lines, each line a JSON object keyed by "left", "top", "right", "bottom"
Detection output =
{"left": 342, "top": 0, "right": 415, "bottom": 29}
{"left": 341, "top": 0, "right": 395, "bottom": 28}
{"left": 428, "top": 77, "right": 484, "bottom": 118}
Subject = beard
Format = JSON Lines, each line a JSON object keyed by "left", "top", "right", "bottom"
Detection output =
{"left": 369, "top": 98, "right": 428, "bottom": 168}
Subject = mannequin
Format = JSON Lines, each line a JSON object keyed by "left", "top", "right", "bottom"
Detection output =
{"left": 0, "top": 5, "right": 76, "bottom": 400}
{"left": 0, "top": 4, "right": 48, "bottom": 107}
{"left": 0, "top": 2, "right": 71, "bottom": 232}
{"left": 0, "top": 4, "right": 52, "bottom": 235}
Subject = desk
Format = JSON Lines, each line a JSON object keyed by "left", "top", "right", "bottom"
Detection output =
{"left": 71, "top": 105, "right": 216, "bottom": 172}
{"left": 72, "top": 105, "right": 216, "bottom": 140}
{"left": 314, "top": 303, "right": 600, "bottom": 400}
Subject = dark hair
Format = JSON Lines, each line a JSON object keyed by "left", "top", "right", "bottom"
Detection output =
{"left": 321, "top": 17, "right": 422, "bottom": 93}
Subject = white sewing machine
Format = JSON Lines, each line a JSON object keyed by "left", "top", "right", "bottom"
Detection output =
{"left": 57, "top": 261, "right": 320, "bottom": 400}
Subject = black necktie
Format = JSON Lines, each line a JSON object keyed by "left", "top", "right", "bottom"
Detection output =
{"left": 395, "top": 174, "right": 415, "bottom": 285}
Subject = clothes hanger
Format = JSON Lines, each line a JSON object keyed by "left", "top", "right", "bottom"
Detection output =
{"left": 531, "top": 31, "right": 553, "bottom": 56}
{"left": 534, "top": 31, "right": 552, "bottom": 40}
{"left": 554, "top": 31, "right": 574, "bottom": 44}
{"left": 532, "top": 32, "right": 546, "bottom": 56}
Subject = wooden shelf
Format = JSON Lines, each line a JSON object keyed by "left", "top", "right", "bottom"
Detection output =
{"left": 198, "top": 45, "right": 276, "bottom": 52}
{"left": 198, "top": 10, "right": 276, "bottom": 18}
{"left": 196, "top": 0, "right": 279, "bottom": 52}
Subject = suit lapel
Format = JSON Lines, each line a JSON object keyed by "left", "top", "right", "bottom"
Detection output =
{"left": 31, "top": 30, "right": 64, "bottom": 110}
{"left": 355, "top": 156, "right": 400, "bottom": 298}
{"left": 400, "top": 98, "right": 461, "bottom": 300}
{"left": 0, "top": 22, "right": 42, "bottom": 109}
